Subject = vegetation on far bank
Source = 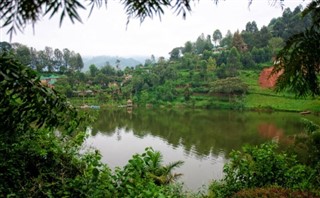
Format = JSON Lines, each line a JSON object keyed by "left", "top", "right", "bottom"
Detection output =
{"left": 3, "top": 5, "right": 319, "bottom": 113}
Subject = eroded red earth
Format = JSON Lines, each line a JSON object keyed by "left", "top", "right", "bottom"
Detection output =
{"left": 258, "top": 66, "right": 282, "bottom": 88}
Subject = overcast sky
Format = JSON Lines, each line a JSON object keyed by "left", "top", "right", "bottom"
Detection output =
{"left": 0, "top": 0, "right": 310, "bottom": 58}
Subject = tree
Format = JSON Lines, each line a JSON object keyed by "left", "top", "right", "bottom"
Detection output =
{"left": 220, "top": 30, "right": 233, "bottom": 49}
{"left": 116, "top": 59, "right": 121, "bottom": 70}
{"left": 195, "top": 33, "right": 213, "bottom": 54}
{"left": 268, "top": 5, "right": 312, "bottom": 41}
{"left": 241, "top": 31, "right": 255, "bottom": 50}
{"left": 14, "top": 43, "right": 31, "bottom": 66}
{"left": 251, "top": 47, "right": 262, "bottom": 63}
{"left": 232, "top": 30, "right": 247, "bottom": 52}
{"left": 245, "top": 21, "right": 258, "bottom": 33}
{"left": 44, "top": 46, "right": 54, "bottom": 72}
{"left": 62, "top": 48, "right": 71, "bottom": 70}
{"left": 199, "top": 60, "right": 208, "bottom": 81}
{"left": 0, "top": 41, "right": 12, "bottom": 52}
{"left": 213, "top": 29, "right": 222, "bottom": 46}
{"left": 210, "top": 77, "right": 248, "bottom": 101}
{"left": 75, "top": 53, "right": 84, "bottom": 71}
{"left": 169, "top": 47, "right": 181, "bottom": 61}
{"left": 273, "top": 0, "right": 320, "bottom": 97}
{"left": 0, "top": 53, "right": 107, "bottom": 196}
{"left": 89, "top": 64, "right": 99, "bottom": 77}
{"left": 29, "top": 47, "right": 38, "bottom": 70}
{"left": 241, "top": 52, "right": 256, "bottom": 69}
{"left": 180, "top": 52, "right": 195, "bottom": 69}
{"left": 255, "top": 26, "right": 272, "bottom": 48}
{"left": 36, "top": 50, "right": 47, "bottom": 72}
{"left": 271, "top": 20, "right": 286, "bottom": 38}
{"left": 227, "top": 47, "right": 242, "bottom": 69}
{"left": 68, "top": 51, "right": 83, "bottom": 72}
{"left": 207, "top": 57, "right": 217, "bottom": 72}
{"left": 242, "top": 21, "right": 258, "bottom": 50}
{"left": 182, "top": 41, "right": 193, "bottom": 54}
{"left": 53, "top": 48, "right": 64, "bottom": 72}
{"left": 268, "top": 37, "right": 284, "bottom": 56}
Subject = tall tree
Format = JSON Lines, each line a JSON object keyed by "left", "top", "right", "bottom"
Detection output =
{"left": 245, "top": 21, "right": 258, "bottom": 33}
{"left": 53, "top": 48, "right": 64, "bottom": 72}
{"left": 63, "top": 48, "right": 71, "bottom": 70}
{"left": 213, "top": 29, "right": 222, "bottom": 47}
{"left": 0, "top": 41, "right": 12, "bottom": 52}
{"left": 36, "top": 50, "right": 47, "bottom": 72}
{"left": 29, "top": 47, "right": 38, "bottom": 70}
{"left": 75, "top": 53, "right": 84, "bottom": 71}
{"left": 273, "top": 0, "right": 320, "bottom": 96}
{"left": 14, "top": 43, "right": 31, "bottom": 66}
{"left": 195, "top": 34, "right": 206, "bottom": 54}
{"left": 220, "top": 30, "right": 233, "bottom": 49}
{"left": 241, "top": 31, "right": 255, "bottom": 50}
{"left": 69, "top": 52, "right": 83, "bottom": 72}
{"left": 89, "top": 64, "right": 99, "bottom": 77}
{"left": 255, "top": 26, "right": 272, "bottom": 48}
{"left": 44, "top": 46, "right": 54, "bottom": 72}
{"left": 227, "top": 47, "right": 242, "bottom": 70}
{"left": 232, "top": 30, "right": 247, "bottom": 52}
{"left": 169, "top": 47, "right": 181, "bottom": 61}
{"left": 268, "top": 37, "right": 284, "bottom": 57}
{"left": 182, "top": 41, "right": 193, "bottom": 54}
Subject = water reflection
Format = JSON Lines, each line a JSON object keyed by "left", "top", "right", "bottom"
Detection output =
{"left": 85, "top": 108, "right": 318, "bottom": 190}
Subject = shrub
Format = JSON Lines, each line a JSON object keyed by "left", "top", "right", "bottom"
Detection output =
{"left": 209, "top": 142, "right": 317, "bottom": 197}
{"left": 233, "top": 187, "right": 320, "bottom": 198}
{"left": 112, "top": 147, "right": 185, "bottom": 197}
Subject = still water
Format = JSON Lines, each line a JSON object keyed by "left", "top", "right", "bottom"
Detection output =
{"left": 84, "top": 108, "right": 319, "bottom": 191}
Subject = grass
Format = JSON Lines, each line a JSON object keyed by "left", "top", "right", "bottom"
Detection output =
{"left": 239, "top": 70, "right": 320, "bottom": 112}
{"left": 244, "top": 93, "right": 320, "bottom": 112}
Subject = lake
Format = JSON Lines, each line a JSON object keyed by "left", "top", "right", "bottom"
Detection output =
{"left": 84, "top": 108, "right": 319, "bottom": 191}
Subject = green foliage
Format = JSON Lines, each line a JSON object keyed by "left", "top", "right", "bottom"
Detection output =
{"left": 268, "top": 37, "right": 284, "bottom": 56}
{"left": 233, "top": 187, "right": 320, "bottom": 198}
{"left": 8, "top": 43, "right": 84, "bottom": 73}
{"left": 273, "top": 0, "right": 320, "bottom": 97}
{"left": 213, "top": 29, "right": 222, "bottom": 46}
{"left": 209, "top": 142, "right": 318, "bottom": 197}
{"left": 112, "top": 147, "right": 185, "bottom": 197}
{"left": 210, "top": 77, "right": 248, "bottom": 95}
{"left": 273, "top": 27, "right": 320, "bottom": 97}
{"left": 0, "top": 53, "right": 116, "bottom": 196}
{"left": 5, "top": 4, "right": 318, "bottom": 111}
{"left": 232, "top": 31, "right": 247, "bottom": 53}
{"left": 0, "top": 53, "right": 187, "bottom": 197}
{"left": 291, "top": 119, "right": 320, "bottom": 173}
{"left": 0, "top": 53, "right": 78, "bottom": 137}
{"left": 302, "top": 118, "right": 320, "bottom": 134}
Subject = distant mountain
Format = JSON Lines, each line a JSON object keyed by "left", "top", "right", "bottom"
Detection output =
{"left": 82, "top": 56, "right": 144, "bottom": 71}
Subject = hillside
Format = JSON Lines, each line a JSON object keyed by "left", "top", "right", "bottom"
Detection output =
{"left": 82, "top": 56, "right": 143, "bottom": 71}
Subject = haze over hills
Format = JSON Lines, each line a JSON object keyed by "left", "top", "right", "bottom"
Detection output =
{"left": 82, "top": 56, "right": 145, "bottom": 71}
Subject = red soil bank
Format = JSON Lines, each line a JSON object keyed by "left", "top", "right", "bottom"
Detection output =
{"left": 259, "top": 66, "right": 282, "bottom": 88}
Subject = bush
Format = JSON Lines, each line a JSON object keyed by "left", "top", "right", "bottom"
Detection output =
{"left": 209, "top": 142, "right": 317, "bottom": 197}
{"left": 233, "top": 187, "right": 320, "bottom": 198}
{"left": 112, "top": 147, "right": 185, "bottom": 197}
